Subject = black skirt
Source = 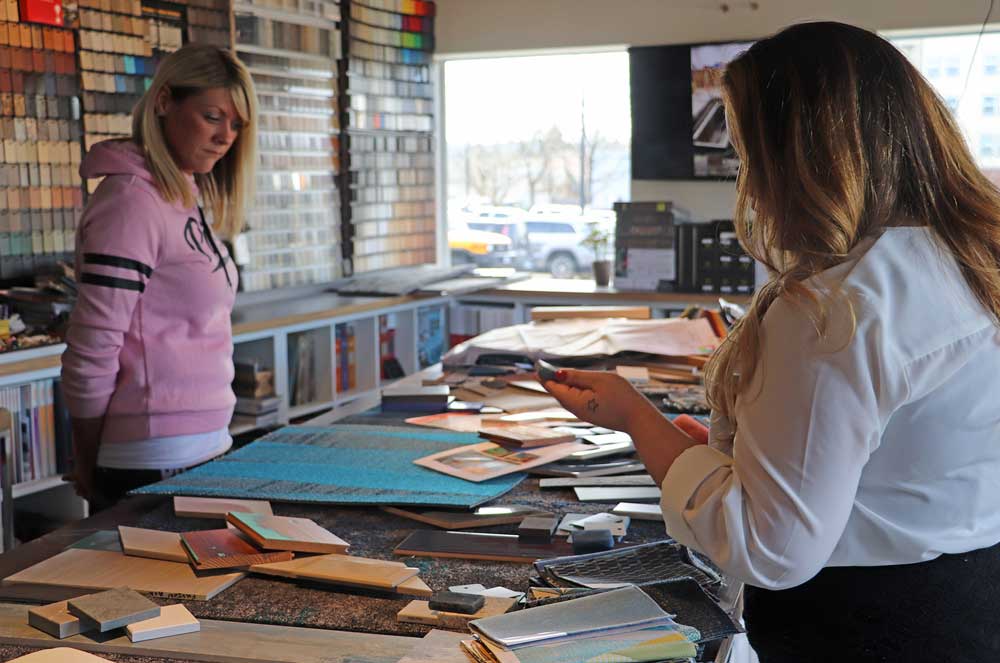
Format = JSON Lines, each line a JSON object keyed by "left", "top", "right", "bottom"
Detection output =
{"left": 743, "top": 540, "right": 1000, "bottom": 663}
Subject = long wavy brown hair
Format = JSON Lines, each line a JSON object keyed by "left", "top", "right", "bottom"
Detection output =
{"left": 704, "top": 21, "right": 1000, "bottom": 418}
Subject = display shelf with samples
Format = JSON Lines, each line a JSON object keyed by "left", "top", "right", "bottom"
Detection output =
{"left": 0, "top": 18, "right": 83, "bottom": 281}
{"left": 341, "top": 0, "right": 437, "bottom": 275}
{"left": 233, "top": 0, "right": 343, "bottom": 292}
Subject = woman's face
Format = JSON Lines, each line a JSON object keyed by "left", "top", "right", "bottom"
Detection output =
{"left": 157, "top": 87, "right": 244, "bottom": 175}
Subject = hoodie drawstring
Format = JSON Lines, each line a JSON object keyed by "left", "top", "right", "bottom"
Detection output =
{"left": 197, "top": 206, "right": 233, "bottom": 289}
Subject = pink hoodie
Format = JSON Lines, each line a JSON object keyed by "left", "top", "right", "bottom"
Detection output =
{"left": 61, "top": 140, "right": 237, "bottom": 444}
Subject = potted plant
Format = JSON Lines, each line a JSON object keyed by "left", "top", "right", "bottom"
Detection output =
{"left": 581, "top": 225, "right": 613, "bottom": 286}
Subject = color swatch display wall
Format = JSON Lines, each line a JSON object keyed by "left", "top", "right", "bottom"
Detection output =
{"left": 234, "top": 0, "right": 343, "bottom": 291}
{"left": 0, "top": 16, "right": 81, "bottom": 279}
{"left": 341, "top": 0, "right": 436, "bottom": 275}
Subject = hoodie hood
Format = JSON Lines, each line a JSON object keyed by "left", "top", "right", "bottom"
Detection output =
{"left": 80, "top": 139, "right": 198, "bottom": 199}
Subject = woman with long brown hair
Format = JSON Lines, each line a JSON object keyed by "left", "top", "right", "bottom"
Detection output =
{"left": 544, "top": 21, "right": 1000, "bottom": 661}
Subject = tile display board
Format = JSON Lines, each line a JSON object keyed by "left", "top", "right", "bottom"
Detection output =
{"left": 234, "top": 0, "right": 343, "bottom": 290}
{"left": 341, "top": 0, "right": 436, "bottom": 275}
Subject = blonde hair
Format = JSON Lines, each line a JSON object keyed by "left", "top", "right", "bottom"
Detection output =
{"left": 705, "top": 21, "right": 1000, "bottom": 418}
{"left": 132, "top": 44, "right": 257, "bottom": 239}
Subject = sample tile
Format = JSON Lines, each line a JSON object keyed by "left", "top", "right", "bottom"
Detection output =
{"left": 397, "top": 629, "right": 471, "bottom": 663}
{"left": 415, "top": 440, "right": 589, "bottom": 482}
{"left": 27, "top": 601, "right": 85, "bottom": 639}
{"left": 612, "top": 502, "right": 664, "bottom": 521}
{"left": 396, "top": 574, "right": 433, "bottom": 598}
{"left": 249, "top": 554, "right": 419, "bottom": 591}
{"left": 126, "top": 603, "right": 200, "bottom": 642}
{"left": 118, "top": 526, "right": 188, "bottom": 563}
{"left": 173, "top": 496, "right": 273, "bottom": 519}
{"left": 8, "top": 649, "right": 113, "bottom": 662}
{"left": 381, "top": 505, "right": 549, "bottom": 530}
{"left": 394, "top": 530, "right": 576, "bottom": 563}
{"left": 429, "top": 591, "right": 484, "bottom": 615}
{"left": 3, "top": 549, "right": 243, "bottom": 601}
{"left": 180, "top": 529, "right": 293, "bottom": 571}
{"left": 517, "top": 516, "right": 557, "bottom": 544}
{"left": 539, "top": 475, "right": 655, "bottom": 489}
{"left": 478, "top": 424, "right": 576, "bottom": 448}
{"left": 66, "top": 587, "right": 160, "bottom": 633}
{"left": 573, "top": 486, "right": 662, "bottom": 503}
{"left": 397, "top": 597, "right": 517, "bottom": 629}
{"left": 226, "top": 512, "right": 349, "bottom": 554}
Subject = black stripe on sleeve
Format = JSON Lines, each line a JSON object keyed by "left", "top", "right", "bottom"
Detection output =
{"left": 80, "top": 273, "right": 145, "bottom": 292}
{"left": 83, "top": 253, "right": 154, "bottom": 277}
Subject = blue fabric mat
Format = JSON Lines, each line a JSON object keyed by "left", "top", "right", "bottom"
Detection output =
{"left": 132, "top": 424, "right": 525, "bottom": 508}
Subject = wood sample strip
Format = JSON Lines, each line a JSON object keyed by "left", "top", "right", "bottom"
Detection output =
{"left": 395, "top": 575, "right": 433, "bottom": 598}
{"left": 381, "top": 505, "right": 549, "bottom": 530}
{"left": 226, "top": 512, "right": 349, "bottom": 554}
{"left": 9, "top": 648, "right": 113, "bottom": 662}
{"left": 27, "top": 601, "right": 85, "bottom": 639}
{"left": 126, "top": 604, "right": 200, "bottom": 643}
{"left": 66, "top": 587, "right": 160, "bottom": 632}
{"left": 573, "top": 486, "right": 662, "bottom": 503}
{"left": 249, "top": 554, "right": 419, "bottom": 591}
{"left": 173, "top": 496, "right": 273, "bottom": 519}
{"left": 539, "top": 475, "right": 655, "bottom": 489}
{"left": 179, "top": 529, "right": 293, "bottom": 571}
{"left": 394, "top": 530, "right": 575, "bottom": 563}
{"left": 0, "top": 602, "right": 415, "bottom": 663}
{"left": 2, "top": 548, "right": 244, "bottom": 601}
{"left": 397, "top": 629, "right": 471, "bottom": 663}
{"left": 118, "top": 527, "right": 189, "bottom": 564}
{"left": 396, "top": 597, "right": 517, "bottom": 630}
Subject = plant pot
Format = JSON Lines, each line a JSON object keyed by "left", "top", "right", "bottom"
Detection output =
{"left": 592, "top": 260, "right": 612, "bottom": 286}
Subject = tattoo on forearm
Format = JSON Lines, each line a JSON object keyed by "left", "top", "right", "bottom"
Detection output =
{"left": 587, "top": 398, "right": 599, "bottom": 413}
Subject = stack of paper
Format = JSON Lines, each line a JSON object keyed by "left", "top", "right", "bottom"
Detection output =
{"left": 462, "top": 586, "right": 698, "bottom": 662}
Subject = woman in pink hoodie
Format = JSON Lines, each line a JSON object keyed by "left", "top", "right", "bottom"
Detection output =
{"left": 61, "top": 44, "right": 257, "bottom": 509}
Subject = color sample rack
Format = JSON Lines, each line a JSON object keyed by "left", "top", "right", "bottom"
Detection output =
{"left": 0, "top": 20, "right": 81, "bottom": 278}
{"left": 342, "top": 0, "right": 436, "bottom": 275}
{"left": 234, "top": 0, "right": 343, "bottom": 291}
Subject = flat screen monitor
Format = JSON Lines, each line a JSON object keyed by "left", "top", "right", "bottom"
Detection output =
{"left": 630, "top": 40, "right": 754, "bottom": 180}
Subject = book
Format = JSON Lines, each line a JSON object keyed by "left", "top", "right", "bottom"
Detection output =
{"left": 234, "top": 395, "right": 281, "bottom": 415}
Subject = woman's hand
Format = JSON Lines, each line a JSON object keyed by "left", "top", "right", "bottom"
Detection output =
{"left": 541, "top": 368, "right": 659, "bottom": 433}
{"left": 542, "top": 367, "right": 698, "bottom": 484}
{"left": 67, "top": 417, "right": 103, "bottom": 501}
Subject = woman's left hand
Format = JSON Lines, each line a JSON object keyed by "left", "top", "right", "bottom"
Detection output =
{"left": 541, "top": 368, "right": 659, "bottom": 433}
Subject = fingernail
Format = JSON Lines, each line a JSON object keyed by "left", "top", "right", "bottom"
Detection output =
{"left": 555, "top": 370, "right": 567, "bottom": 382}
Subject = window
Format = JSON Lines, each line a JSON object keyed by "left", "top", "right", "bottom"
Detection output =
{"left": 982, "top": 134, "right": 998, "bottom": 158}
{"left": 889, "top": 30, "right": 1000, "bottom": 186}
{"left": 986, "top": 54, "right": 999, "bottom": 75}
{"left": 443, "top": 52, "right": 630, "bottom": 277}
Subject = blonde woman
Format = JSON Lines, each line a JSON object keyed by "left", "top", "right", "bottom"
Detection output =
{"left": 61, "top": 44, "right": 257, "bottom": 509}
{"left": 544, "top": 22, "right": 1000, "bottom": 661}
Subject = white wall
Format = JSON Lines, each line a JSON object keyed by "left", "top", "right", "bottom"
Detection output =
{"left": 436, "top": 0, "right": 996, "bottom": 219}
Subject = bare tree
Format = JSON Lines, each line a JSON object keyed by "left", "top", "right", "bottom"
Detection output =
{"left": 515, "top": 127, "right": 568, "bottom": 208}
{"left": 468, "top": 144, "right": 516, "bottom": 205}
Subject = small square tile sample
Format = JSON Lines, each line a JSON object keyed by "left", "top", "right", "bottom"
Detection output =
{"left": 67, "top": 587, "right": 161, "bottom": 632}
{"left": 27, "top": 600, "right": 87, "bottom": 639}
{"left": 428, "top": 591, "right": 484, "bottom": 615}
{"left": 126, "top": 603, "right": 200, "bottom": 642}
{"left": 571, "top": 528, "right": 615, "bottom": 554}
{"left": 518, "top": 515, "right": 558, "bottom": 543}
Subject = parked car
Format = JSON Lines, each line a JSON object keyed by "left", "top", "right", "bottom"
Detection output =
{"left": 448, "top": 218, "right": 518, "bottom": 267}
{"left": 520, "top": 216, "right": 614, "bottom": 278}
